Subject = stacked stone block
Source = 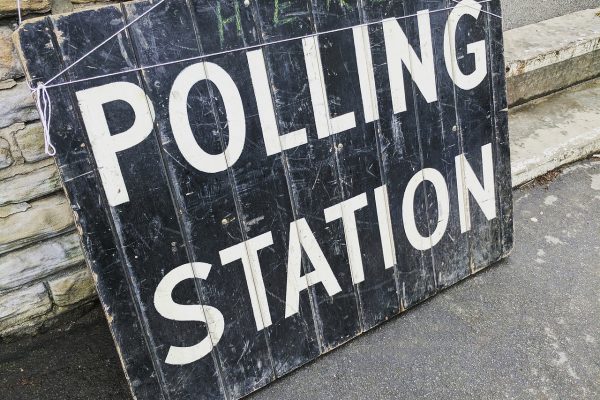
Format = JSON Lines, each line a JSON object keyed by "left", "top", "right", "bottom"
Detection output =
{"left": 0, "top": 0, "right": 103, "bottom": 338}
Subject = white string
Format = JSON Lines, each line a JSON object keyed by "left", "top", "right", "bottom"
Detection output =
{"left": 16, "top": 0, "right": 22, "bottom": 25}
{"left": 29, "top": 82, "right": 55, "bottom": 155}
{"left": 39, "top": 85, "right": 55, "bottom": 156}
{"left": 31, "top": 0, "right": 167, "bottom": 156}
{"left": 30, "top": 0, "right": 499, "bottom": 156}
{"left": 45, "top": 0, "right": 167, "bottom": 86}
{"left": 450, "top": 0, "right": 501, "bottom": 19}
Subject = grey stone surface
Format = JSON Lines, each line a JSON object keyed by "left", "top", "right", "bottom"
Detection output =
{"left": 47, "top": 267, "right": 95, "bottom": 307}
{"left": 0, "top": 162, "right": 60, "bottom": 206}
{"left": 0, "top": 0, "right": 50, "bottom": 16}
{"left": 508, "top": 50, "right": 600, "bottom": 107}
{"left": 501, "top": 0, "right": 600, "bottom": 30}
{"left": 504, "top": 7, "right": 600, "bottom": 106}
{"left": 51, "top": 0, "right": 73, "bottom": 14}
{"left": 509, "top": 78, "right": 600, "bottom": 186}
{"left": 0, "top": 137, "right": 12, "bottom": 169}
{"left": 0, "top": 156, "right": 54, "bottom": 181}
{"left": 0, "top": 78, "right": 16, "bottom": 90}
{"left": 249, "top": 159, "right": 600, "bottom": 400}
{"left": 0, "top": 81, "right": 38, "bottom": 129}
{"left": 0, "top": 232, "right": 84, "bottom": 290}
{"left": 0, "top": 193, "right": 74, "bottom": 255}
{"left": 0, "top": 26, "right": 23, "bottom": 82}
{"left": 14, "top": 122, "right": 49, "bottom": 163}
{"left": 0, "top": 202, "right": 30, "bottom": 218}
{"left": 0, "top": 283, "right": 51, "bottom": 333}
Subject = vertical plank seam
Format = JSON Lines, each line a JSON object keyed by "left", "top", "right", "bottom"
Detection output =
{"left": 403, "top": 1, "right": 440, "bottom": 294}
{"left": 189, "top": 0, "right": 278, "bottom": 388}
{"left": 483, "top": 0, "right": 512, "bottom": 258}
{"left": 45, "top": 12, "right": 169, "bottom": 400}
{"left": 118, "top": 1, "right": 230, "bottom": 398}
{"left": 356, "top": 0, "right": 406, "bottom": 312}
{"left": 308, "top": 0, "right": 366, "bottom": 335}
{"left": 444, "top": 0, "right": 474, "bottom": 274}
{"left": 247, "top": 0, "right": 327, "bottom": 355}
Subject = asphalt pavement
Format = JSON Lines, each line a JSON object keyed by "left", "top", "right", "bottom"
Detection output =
{"left": 250, "top": 158, "right": 600, "bottom": 399}
{"left": 501, "top": 0, "right": 600, "bottom": 30}
{"left": 1, "top": 158, "right": 599, "bottom": 399}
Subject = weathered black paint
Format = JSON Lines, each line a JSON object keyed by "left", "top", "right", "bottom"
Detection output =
{"left": 363, "top": 2, "right": 438, "bottom": 309}
{"left": 15, "top": 1, "right": 513, "bottom": 398}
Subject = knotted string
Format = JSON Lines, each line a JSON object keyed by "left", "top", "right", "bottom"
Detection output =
{"left": 31, "top": 82, "right": 56, "bottom": 156}
{"left": 19, "top": 0, "right": 167, "bottom": 156}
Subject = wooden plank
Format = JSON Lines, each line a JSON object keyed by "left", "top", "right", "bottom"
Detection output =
{"left": 254, "top": 0, "right": 365, "bottom": 350}
{"left": 449, "top": 0, "right": 503, "bottom": 272}
{"left": 49, "top": 5, "right": 226, "bottom": 399}
{"left": 312, "top": 0, "right": 401, "bottom": 330}
{"left": 191, "top": 0, "right": 323, "bottom": 381}
{"left": 485, "top": 0, "right": 514, "bottom": 257}
{"left": 401, "top": 0, "right": 472, "bottom": 289}
{"left": 14, "top": 18, "right": 164, "bottom": 400}
{"left": 360, "top": 1, "right": 438, "bottom": 309}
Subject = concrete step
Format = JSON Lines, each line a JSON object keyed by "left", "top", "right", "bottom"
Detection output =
{"left": 509, "top": 77, "right": 600, "bottom": 186}
{"left": 504, "top": 7, "right": 600, "bottom": 107}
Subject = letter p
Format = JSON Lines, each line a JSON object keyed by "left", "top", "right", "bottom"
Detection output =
{"left": 76, "top": 82, "right": 155, "bottom": 206}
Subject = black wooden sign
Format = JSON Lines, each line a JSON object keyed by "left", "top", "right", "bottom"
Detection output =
{"left": 15, "top": 0, "right": 512, "bottom": 398}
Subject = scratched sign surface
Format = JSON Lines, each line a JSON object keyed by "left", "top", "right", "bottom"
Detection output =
{"left": 16, "top": 0, "right": 512, "bottom": 398}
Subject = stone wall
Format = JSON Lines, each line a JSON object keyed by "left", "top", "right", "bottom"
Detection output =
{"left": 0, "top": 0, "right": 108, "bottom": 338}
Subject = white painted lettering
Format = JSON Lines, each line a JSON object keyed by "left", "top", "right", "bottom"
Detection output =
{"left": 383, "top": 10, "right": 437, "bottom": 114}
{"left": 76, "top": 82, "right": 155, "bottom": 207}
{"left": 353, "top": 25, "right": 379, "bottom": 123}
{"left": 169, "top": 62, "right": 245, "bottom": 173}
{"left": 444, "top": 0, "right": 488, "bottom": 90}
{"left": 219, "top": 232, "right": 273, "bottom": 331}
{"left": 285, "top": 218, "right": 342, "bottom": 317}
{"left": 455, "top": 143, "right": 496, "bottom": 233}
{"left": 154, "top": 263, "right": 224, "bottom": 365}
{"left": 324, "top": 193, "right": 369, "bottom": 284}
{"left": 403, "top": 168, "right": 450, "bottom": 250}
{"left": 247, "top": 49, "right": 308, "bottom": 155}
{"left": 374, "top": 185, "right": 397, "bottom": 269}
{"left": 303, "top": 35, "right": 357, "bottom": 138}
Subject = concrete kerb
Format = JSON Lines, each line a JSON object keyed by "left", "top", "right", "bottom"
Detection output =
{"left": 503, "top": 8, "right": 600, "bottom": 187}
{"left": 508, "top": 76, "right": 600, "bottom": 188}
{"left": 504, "top": 7, "right": 600, "bottom": 107}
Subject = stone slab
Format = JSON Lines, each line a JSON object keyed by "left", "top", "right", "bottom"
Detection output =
{"left": 0, "top": 137, "right": 12, "bottom": 169}
{"left": 509, "top": 78, "right": 600, "bottom": 186}
{"left": 0, "top": 232, "right": 84, "bottom": 290}
{"left": 0, "top": 0, "right": 50, "bottom": 16}
{"left": 504, "top": 8, "right": 600, "bottom": 106}
{"left": 47, "top": 266, "right": 95, "bottom": 307}
{"left": 0, "top": 163, "right": 60, "bottom": 206}
{"left": 0, "top": 80, "right": 38, "bottom": 129}
{"left": 14, "top": 122, "right": 49, "bottom": 163}
{"left": 0, "top": 283, "right": 51, "bottom": 333}
{"left": 0, "top": 193, "right": 74, "bottom": 255}
{"left": 0, "top": 26, "right": 23, "bottom": 82}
